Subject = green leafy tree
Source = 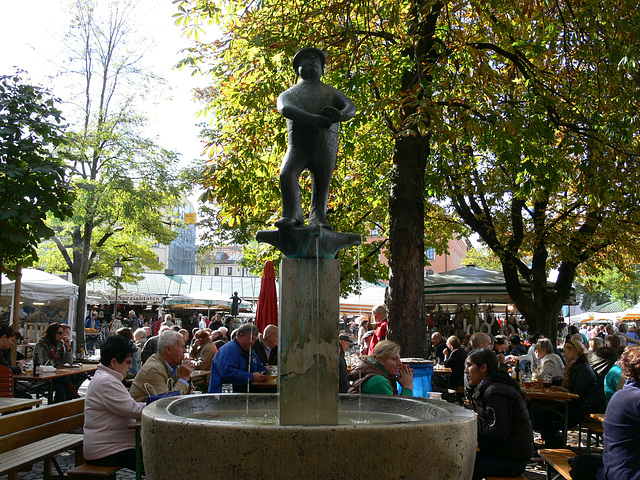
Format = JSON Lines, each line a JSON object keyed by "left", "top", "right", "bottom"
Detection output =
{"left": 40, "top": 0, "right": 187, "bottom": 348}
{"left": 175, "top": 0, "right": 640, "bottom": 347}
{"left": 175, "top": 0, "right": 464, "bottom": 356}
{"left": 428, "top": 0, "right": 640, "bottom": 343}
{"left": 461, "top": 246, "right": 503, "bottom": 271}
{"left": 0, "top": 73, "right": 74, "bottom": 289}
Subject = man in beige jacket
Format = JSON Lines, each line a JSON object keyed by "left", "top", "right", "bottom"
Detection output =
{"left": 130, "top": 330, "right": 194, "bottom": 402}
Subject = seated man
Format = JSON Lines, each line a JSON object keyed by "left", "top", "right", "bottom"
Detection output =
{"left": 140, "top": 326, "right": 171, "bottom": 366}
{"left": 208, "top": 323, "right": 268, "bottom": 393}
{"left": 253, "top": 324, "right": 278, "bottom": 366}
{"left": 130, "top": 330, "right": 194, "bottom": 402}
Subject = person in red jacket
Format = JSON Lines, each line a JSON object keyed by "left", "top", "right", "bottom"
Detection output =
{"left": 369, "top": 305, "right": 388, "bottom": 352}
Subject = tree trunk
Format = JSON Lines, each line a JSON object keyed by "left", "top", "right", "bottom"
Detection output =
{"left": 388, "top": 135, "right": 428, "bottom": 358}
{"left": 70, "top": 224, "right": 93, "bottom": 353}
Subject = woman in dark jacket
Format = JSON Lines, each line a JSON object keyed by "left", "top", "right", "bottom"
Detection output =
{"left": 563, "top": 339, "right": 603, "bottom": 421}
{"left": 434, "top": 335, "right": 467, "bottom": 389}
{"left": 539, "top": 339, "right": 602, "bottom": 446}
{"left": 466, "top": 348, "right": 534, "bottom": 480}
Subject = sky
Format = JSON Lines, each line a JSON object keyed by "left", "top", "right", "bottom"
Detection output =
{"left": 0, "top": 0, "right": 213, "bottom": 216}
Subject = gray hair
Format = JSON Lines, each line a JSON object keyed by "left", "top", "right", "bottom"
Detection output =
{"left": 618, "top": 323, "right": 629, "bottom": 333}
{"left": 236, "top": 323, "right": 258, "bottom": 338}
{"left": 536, "top": 338, "right": 554, "bottom": 355}
{"left": 372, "top": 304, "right": 387, "bottom": 316}
{"left": 158, "top": 330, "right": 183, "bottom": 353}
{"left": 133, "top": 328, "right": 147, "bottom": 340}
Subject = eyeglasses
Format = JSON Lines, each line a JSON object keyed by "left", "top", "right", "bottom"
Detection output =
{"left": 56, "top": 331, "right": 64, "bottom": 335}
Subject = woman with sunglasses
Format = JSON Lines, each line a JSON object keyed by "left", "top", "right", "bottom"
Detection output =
{"left": 33, "top": 322, "right": 77, "bottom": 402}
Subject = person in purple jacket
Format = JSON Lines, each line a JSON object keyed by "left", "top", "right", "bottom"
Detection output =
{"left": 601, "top": 345, "right": 640, "bottom": 480}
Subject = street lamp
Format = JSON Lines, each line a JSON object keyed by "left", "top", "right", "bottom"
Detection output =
{"left": 113, "top": 257, "right": 124, "bottom": 323}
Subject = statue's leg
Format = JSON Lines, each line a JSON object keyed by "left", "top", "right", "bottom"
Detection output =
{"left": 276, "top": 152, "right": 305, "bottom": 227}
{"left": 309, "top": 133, "right": 338, "bottom": 229}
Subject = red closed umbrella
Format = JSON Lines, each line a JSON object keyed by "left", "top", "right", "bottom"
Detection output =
{"left": 255, "top": 260, "right": 278, "bottom": 332}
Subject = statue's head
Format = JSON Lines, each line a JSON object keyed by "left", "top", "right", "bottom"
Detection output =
{"left": 293, "top": 47, "right": 326, "bottom": 78}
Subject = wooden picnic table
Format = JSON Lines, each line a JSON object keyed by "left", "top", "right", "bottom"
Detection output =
{"left": 0, "top": 397, "right": 42, "bottom": 414}
{"left": 590, "top": 412, "right": 605, "bottom": 423}
{"left": 249, "top": 378, "right": 277, "bottom": 393}
{"left": 13, "top": 364, "right": 98, "bottom": 404}
{"left": 523, "top": 385, "right": 579, "bottom": 447}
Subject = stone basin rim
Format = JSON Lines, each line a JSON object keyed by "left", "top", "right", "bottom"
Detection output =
{"left": 145, "top": 393, "right": 476, "bottom": 429}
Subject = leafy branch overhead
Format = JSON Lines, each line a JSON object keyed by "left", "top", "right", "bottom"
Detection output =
{"left": 176, "top": 0, "right": 640, "bottom": 344}
{"left": 0, "top": 73, "right": 74, "bottom": 281}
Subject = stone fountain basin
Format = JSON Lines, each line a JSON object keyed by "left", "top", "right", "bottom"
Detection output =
{"left": 142, "top": 394, "right": 476, "bottom": 480}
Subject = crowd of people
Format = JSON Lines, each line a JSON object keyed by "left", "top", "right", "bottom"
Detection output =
{"left": 352, "top": 309, "right": 640, "bottom": 479}
{"left": 4, "top": 305, "right": 640, "bottom": 479}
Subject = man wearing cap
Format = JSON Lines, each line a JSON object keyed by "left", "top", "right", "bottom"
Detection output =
{"left": 275, "top": 47, "right": 357, "bottom": 229}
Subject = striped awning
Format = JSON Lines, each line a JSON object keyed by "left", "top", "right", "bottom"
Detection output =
{"left": 424, "top": 266, "right": 576, "bottom": 305}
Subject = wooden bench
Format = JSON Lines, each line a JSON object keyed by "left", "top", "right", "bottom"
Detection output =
{"left": 67, "top": 463, "right": 121, "bottom": 479}
{"left": 0, "top": 398, "right": 85, "bottom": 480}
{"left": 538, "top": 448, "right": 578, "bottom": 480}
{"left": 579, "top": 418, "right": 604, "bottom": 453}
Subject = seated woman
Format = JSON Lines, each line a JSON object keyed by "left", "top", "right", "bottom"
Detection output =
{"left": 601, "top": 346, "right": 640, "bottom": 480}
{"left": 33, "top": 322, "right": 77, "bottom": 402}
{"left": 538, "top": 339, "right": 602, "bottom": 446}
{"left": 434, "top": 335, "right": 466, "bottom": 390}
{"left": 84, "top": 335, "right": 145, "bottom": 472}
{"left": 466, "top": 348, "right": 534, "bottom": 480}
{"left": 348, "top": 340, "right": 413, "bottom": 396}
{"left": 190, "top": 329, "right": 217, "bottom": 371}
{"left": 563, "top": 339, "right": 603, "bottom": 417}
{"left": 534, "top": 338, "right": 565, "bottom": 383}
{"left": 0, "top": 326, "right": 25, "bottom": 374}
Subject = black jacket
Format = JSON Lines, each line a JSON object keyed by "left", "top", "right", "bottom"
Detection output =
{"left": 472, "top": 370, "right": 534, "bottom": 461}
{"left": 567, "top": 355, "right": 603, "bottom": 420}
{"left": 444, "top": 348, "right": 467, "bottom": 388}
{"left": 253, "top": 337, "right": 277, "bottom": 366}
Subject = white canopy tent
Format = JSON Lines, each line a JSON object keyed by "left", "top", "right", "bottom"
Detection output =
{"left": 339, "top": 281, "right": 387, "bottom": 316}
{"left": 0, "top": 268, "right": 79, "bottom": 331}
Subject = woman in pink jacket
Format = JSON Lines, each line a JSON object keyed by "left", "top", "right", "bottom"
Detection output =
{"left": 84, "top": 335, "right": 145, "bottom": 471}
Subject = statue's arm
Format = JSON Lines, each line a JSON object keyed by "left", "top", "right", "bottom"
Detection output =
{"left": 335, "top": 91, "right": 357, "bottom": 122}
{"left": 277, "top": 91, "right": 331, "bottom": 129}
{"left": 321, "top": 90, "right": 356, "bottom": 124}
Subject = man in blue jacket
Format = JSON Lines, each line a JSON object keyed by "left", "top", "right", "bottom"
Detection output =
{"left": 208, "top": 323, "right": 268, "bottom": 393}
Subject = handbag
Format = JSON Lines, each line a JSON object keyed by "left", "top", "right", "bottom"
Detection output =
{"left": 144, "top": 382, "right": 181, "bottom": 405}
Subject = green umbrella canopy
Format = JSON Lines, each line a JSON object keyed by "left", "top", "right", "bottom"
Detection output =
{"left": 423, "top": 266, "right": 576, "bottom": 305}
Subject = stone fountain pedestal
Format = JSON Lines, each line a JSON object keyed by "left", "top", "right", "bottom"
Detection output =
{"left": 279, "top": 257, "right": 339, "bottom": 425}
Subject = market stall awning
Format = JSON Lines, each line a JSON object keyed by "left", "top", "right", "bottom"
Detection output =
{"left": 423, "top": 266, "right": 576, "bottom": 305}
{"left": 165, "top": 289, "right": 252, "bottom": 311}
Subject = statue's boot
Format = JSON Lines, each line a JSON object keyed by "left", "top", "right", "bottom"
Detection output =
{"left": 275, "top": 216, "right": 303, "bottom": 228}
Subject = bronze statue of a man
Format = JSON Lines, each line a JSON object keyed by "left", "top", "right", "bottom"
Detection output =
{"left": 275, "top": 47, "right": 356, "bottom": 230}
